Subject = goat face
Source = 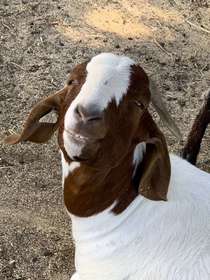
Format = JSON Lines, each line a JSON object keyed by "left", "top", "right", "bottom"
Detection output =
{"left": 60, "top": 53, "right": 151, "bottom": 167}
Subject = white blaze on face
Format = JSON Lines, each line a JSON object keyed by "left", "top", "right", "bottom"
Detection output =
{"left": 83, "top": 53, "right": 135, "bottom": 109}
{"left": 64, "top": 53, "right": 135, "bottom": 131}
{"left": 63, "top": 53, "right": 135, "bottom": 159}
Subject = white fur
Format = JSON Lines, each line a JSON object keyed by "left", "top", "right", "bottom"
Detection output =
{"left": 64, "top": 53, "right": 134, "bottom": 133}
{"left": 61, "top": 152, "right": 71, "bottom": 179}
{"left": 71, "top": 273, "right": 80, "bottom": 280}
{"left": 63, "top": 130, "right": 85, "bottom": 161}
{"left": 132, "top": 142, "right": 146, "bottom": 176}
{"left": 64, "top": 155, "right": 210, "bottom": 280}
{"left": 85, "top": 53, "right": 134, "bottom": 108}
{"left": 61, "top": 151, "right": 80, "bottom": 183}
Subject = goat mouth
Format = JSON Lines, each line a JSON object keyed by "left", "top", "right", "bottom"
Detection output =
{"left": 65, "top": 129, "right": 91, "bottom": 143}
{"left": 63, "top": 129, "right": 101, "bottom": 162}
{"left": 71, "top": 155, "right": 89, "bottom": 162}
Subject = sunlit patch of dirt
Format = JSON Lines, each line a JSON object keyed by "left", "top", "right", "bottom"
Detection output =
{"left": 56, "top": 0, "right": 209, "bottom": 52}
{"left": 57, "top": 1, "right": 184, "bottom": 45}
{"left": 121, "top": 0, "right": 184, "bottom": 24}
{"left": 86, "top": 8, "right": 152, "bottom": 39}
{"left": 56, "top": 24, "right": 106, "bottom": 48}
{"left": 56, "top": 25, "right": 83, "bottom": 41}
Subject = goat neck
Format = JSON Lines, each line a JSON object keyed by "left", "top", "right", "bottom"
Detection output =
{"left": 63, "top": 143, "right": 138, "bottom": 217}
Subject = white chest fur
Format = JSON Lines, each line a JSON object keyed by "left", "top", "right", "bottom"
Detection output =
{"left": 62, "top": 155, "right": 210, "bottom": 280}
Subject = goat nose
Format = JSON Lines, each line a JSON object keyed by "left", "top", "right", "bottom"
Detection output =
{"left": 74, "top": 104, "right": 103, "bottom": 122}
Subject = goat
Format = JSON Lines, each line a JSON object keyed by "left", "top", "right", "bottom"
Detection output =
{"left": 182, "top": 89, "right": 210, "bottom": 165}
{"left": 5, "top": 53, "right": 210, "bottom": 280}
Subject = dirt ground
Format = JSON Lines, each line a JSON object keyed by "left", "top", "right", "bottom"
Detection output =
{"left": 0, "top": 0, "right": 209, "bottom": 279}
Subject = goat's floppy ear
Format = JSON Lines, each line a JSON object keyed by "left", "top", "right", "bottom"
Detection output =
{"left": 134, "top": 112, "right": 171, "bottom": 201}
{"left": 4, "top": 87, "right": 67, "bottom": 144}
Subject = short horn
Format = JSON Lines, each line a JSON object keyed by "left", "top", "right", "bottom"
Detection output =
{"left": 149, "top": 79, "right": 182, "bottom": 140}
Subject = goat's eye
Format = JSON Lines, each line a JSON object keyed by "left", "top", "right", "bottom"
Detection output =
{"left": 134, "top": 100, "right": 145, "bottom": 110}
{"left": 68, "top": 79, "right": 79, "bottom": 86}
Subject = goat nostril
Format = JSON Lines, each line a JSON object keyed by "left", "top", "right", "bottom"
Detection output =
{"left": 74, "top": 104, "right": 102, "bottom": 122}
{"left": 74, "top": 105, "right": 82, "bottom": 119}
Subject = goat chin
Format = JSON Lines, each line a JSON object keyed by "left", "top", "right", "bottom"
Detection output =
{"left": 63, "top": 130, "right": 99, "bottom": 162}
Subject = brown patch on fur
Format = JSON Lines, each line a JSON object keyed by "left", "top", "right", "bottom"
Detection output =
{"left": 64, "top": 150, "right": 138, "bottom": 216}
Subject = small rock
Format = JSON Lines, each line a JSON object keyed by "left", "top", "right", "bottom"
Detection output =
{"left": 18, "top": 155, "right": 24, "bottom": 165}
{"left": 9, "top": 260, "right": 16, "bottom": 265}
{"left": 29, "top": 65, "right": 39, "bottom": 72}
{"left": 32, "top": 256, "right": 38, "bottom": 263}
{"left": 3, "top": 0, "right": 9, "bottom": 6}
{"left": 203, "top": 64, "right": 209, "bottom": 71}
{"left": 166, "top": 94, "right": 177, "bottom": 101}
{"left": 124, "top": 47, "right": 131, "bottom": 52}
{"left": 159, "top": 41, "right": 165, "bottom": 48}
{"left": 177, "top": 85, "right": 182, "bottom": 92}
{"left": 163, "top": 84, "right": 170, "bottom": 91}
{"left": 175, "top": 57, "right": 181, "bottom": 63}
{"left": 178, "top": 98, "right": 186, "bottom": 107}
{"left": 0, "top": 55, "right": 4, "bottom": 64}
{"left": 43, "top": 249, "right": 54, "bottom": 257}
{"left": 59, "top": 40, "right": 65, "bottom": 46}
